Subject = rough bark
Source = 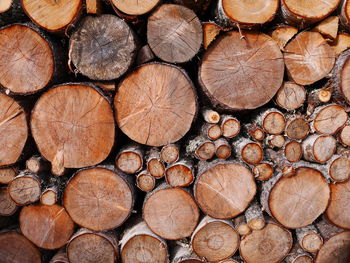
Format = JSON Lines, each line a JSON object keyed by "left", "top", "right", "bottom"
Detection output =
{"left": 245, "top": 199, "right": 265, "bottom": 230}
{"left": 283, "top": 244, "right": 313, "bottom": 263}
{"left": 171, "top": 246, "right": 203, "bottom": 263}
{"left": 50, "top": 249, "right": 69, "bottom": 263}
{"left": 296, "top": 225, "right": 323, "bottom": 253}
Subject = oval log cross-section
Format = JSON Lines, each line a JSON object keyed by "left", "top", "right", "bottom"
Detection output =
{"left": 143, "top": 187, "right": 199, "bottom": 240}
{"left": 115, "top": 63, "right": 197, "bottom": 146}
{"left": 111, "top": 0, "right": 160, "bottom": 16}
{"left": 31, "top": 83, "right": 115, "bottom": 169}
{"left": 269, "top": 167, "right": 330, "bottom": 228}
{"left": 194, "top": 162, "right": 257, "bottom": 219}
{"left": 315, "top": 231, "right": 350, "bottom": 263}
{"left": 313, "top": 105, "right": 348, "bottom": 135}
{"left": 199, "top": 31, "right": 284, "bottom": 111}
{"left": 19, "top": 204, "right": 74, "bottom": 250}
{"left": 63, "top": 167, "right": 133, "bottom": 231}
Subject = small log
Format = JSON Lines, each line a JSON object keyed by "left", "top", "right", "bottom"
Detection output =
{"left": 40, "top": 186, "right": 58, "bottom": 206}
{"left": 199, "top": 31, "right": 284, "bottom": 111}
{"left": 51, "top": 165, "right": 67, "bottom": 177}
{"left": 0, "top": 187, "right": 17, "bottom": 216}
{"left": 21, "top": 0, "right": 81, "bottom": 32}
{"left": 245, "top": 199, "right": 265, "bottom": 230}
{"left": 67, "top": 228, "right": 118, "bottom": 263}
{"left": 165, "top": 159, "right": 194, "bottom": 187}
{"left": 161, "top": 144, "right": 180, "bottom": 164}
{"left": 50, "top": 249, "right": 69, "bottom": 263}
{"left": 244, "top": 124, "right": 265, "bottom": 141}
{"left": 146, "top": 148, "right": 165, "bottom": 179}
{"left": 341, "top": 0, "right": 350, "bottom": 31}
{"left": 234, "top": 138, "right": 264, "bottom": 165}
{"left": 8, "top": 171, "right": 41, "bottom": 205}
{"left": 327, "top": 155, "right": 350, "bottom": 182}
{"left": 284, "top": 31, "right": 336, "bottom": 85}
{"left": 201, "top": 123, "right": 222, "bottom": 140}
{"left": 253, "top": 162, "right": 274, "bottom": 181}
{"left": 115, "top": 63, "right": 197, "bottom": 146}
{"left": 194, "top": 161, "right": 256, "bottom": 219}
{"left": 120, "top": 221, "right": 168, "bottom": 263}
{"left": 215, "top": 138, "right": 232, "bottom": 159}
{"left": 69, "top": 14, "right": 138, "bottom": 80}
{"left": 143, "top": 185, "right": 199, "bottom": 240}
{"left": 312, "top": 16, "right": 339, "bottom": 40}
{"left": 257, "top": 109, "right": 286, "bottom": 135}
{"left": 326, "top": 178, "right": 350, "bottom": 229}
{"left": 171, "top": 246, "right": 203, "bottom": 263}
{"left": 0, "top": 93, "right": 27, "bottom": 166}
{"left": 31, "top": 83, "right": 115, "bottom": 169}
{"left": 0, "top": 231, "right": 41, "bottom": 263}
{"left": 221, "top": 115, "right": 240, "bottom": 138}
{"left": 202, "top": 108, "right": 220, "bottom": 124}
{"left": 147, "top": 4, "right": 202, "bottom": 63}
{"left": 239, "top": 222, "right": 293, "bottom": 263}
{"left": 26, "top": 155, "right": 50, "bottom": 174}
{"left": 315, "top": 216, "right": 345, "bottom": 241}
{"left": 136, "top": 45, "right": 155, "bottom": 65}
{"left": 306, "top": 88, "right": 332, "bottom": 116}
{"left": 203, "top": 22, "right": 222, "bottom": 49}
{"left": 281, "top": 0, "right": 340, "bottom": 27}
{"left": 285, "top": 116, "right": 310, "bottom": 140}
{"left": 186, "top": 136, "right": 215, "bottom": 161}
{"left": 19, "top": 204, "right": 74, "bottom": 250}
{"left": 173, "top": 0, "right": 212, "bottom": 16}
{"left": 111, "top": 0, "right": 160, "bottom": 16}
{"left": 275, "top": 82, "right": 306, "bottom": 111}
{"left": 339, "top": 125, "right": 350, "bottom": 146}
{"left": 265, "top": 135, "right": 286, "bottom": 149}
{"left": 116, "top": 144, "right": 144, "bottom": 174}
{"left": 315, "top": 231, "right": 350, "bottom": 262}
{"left": 63, "top": 167, "right": 134, "bottom": 231}
{"left": 191, "top": 216, "right": 239, "bottom": 262}
{"left": 296, "top": 225, "right": 323, "bottom": 253}
{"left": 268, "top": 167, "right": 330, "bottom": 228}
{"left": 0, "top": 167, "right": 17, "bottom": 184}
{"left": 0, "top": 0, "right": 27, "bottom": 26}
{"left": 136, "top": 171, "right": 156, "bottom": 192}
{"left": 283, "top": 244, "right": 313, "bottom": 263}
{"left": 269, "top": 25, "right": 298, "bottom": 50}
{"left": 284, "top": 140, "right": 303, "bottom": 163}
{"left": 215, "top": 0, "right": 278, "bottom": 28}
{"left": 233, "top": 215, "right": 251, "bottom": 236}
{"left": 302, "top": 134, "right": 337, "bottom": 163}
{"left": 329, "top": 32, "right": 350, "bottom": 55}
{"left": 86, "top": 0, "right": 102, "bottom": 14}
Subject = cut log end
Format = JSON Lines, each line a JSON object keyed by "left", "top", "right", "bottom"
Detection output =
{"left": 8, "top": 174, "right": 41, "bottom": 205}
{"left": 116, "top": 150, "right": 143, "bottom": 174}
{"left": 329, "top": 156, "right": 350, "bottom": 182}
{"left": 40, "top": 188, "right": 58, "bottom": 206}
{"left": 0, "top": 0, "right": 12, "bottom": 13}
{"left": 330, "top": 33, "right": 350, "bottom": 55}
{"left": 165, "top": 161, "right": 194, "bottom": 187}
{"left": 241, "top": 142, "right": 263, "bottom": 165}
{"left": 195, "top": 141, "right": 216, "bottom": 160}
{"left": 340, "top": 125, "right": 350, "bottom": 146}
{"left": 221, "top": 116, "right": 240, "bottom": 138}
{"left": 312, "top": 16, "right": 339, "bottom": 40}
{"left": 302, "top": 233, "right": 323, "bottom": 253}
{"left": 302, "top": 135, "right": 337, "bottom": 163}
{"left": 269, "top": 25, "right": 298, "bottom": 50}
{"left": 26, "top": 156, "right": 49, "bottom": 174}
{"left": 263, "top": 111, "right": 286, "bottom": 135}
{"left": 285, "top": 118, "right": 309, "bottom": 140}
{"left": 315, "top": 231, "right": 350, "bottom": 262}
{"left": 313, "top": 105, "right": 348, "bottom": 135}
{"left": 111, "top": 0, "right": 160, "bottom": 15}
{"left": 284, "top": 141, "right": 302, "bottom": 163}
{"left": 147, "top": 159, "right": 165, "bottom": 179}
{"left": 203, "top": 108, "right": 220, "bottom": 124}
{"left": 0, "top": 167, "right": 17, "bottom": 184}
{"left": 136, "top": 171, "right": 156, "bottom": 192}
{"left": 275, "top": 82, "right": 306, "bottom": 111}
{"left": 253, "top": 163, "right": 274, "bottom": 181}
{"left": 0, "top": 187, "right": 17, "bottom": 216}
{"left": 215, "top": 138, "right": 232, "bottom": 159}
{"left": 203, "top": 22, "right": 222, "bottom": 49}
{"left": 161, "top": 144, "right": 180, "bottom": 164}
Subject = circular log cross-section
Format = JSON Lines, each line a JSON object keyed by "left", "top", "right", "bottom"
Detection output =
{"left": 111, "top": 0, "right": 160, "bottom": 15}
{"left": 31, "top": 84, "right": 115, "bottom": 169}
{"left": 0, "top": 24, "right": 54, "bottom": 94}
{"left": 147, "top": 4, "right": 202, "bottom": 63}
{"left": 0, "top": 187, "right": 17, "bottom": 216}
{"left": 240, "top": 223, "right": 292, "bottom": 263}
{"left": 262, "top": 111, "right": 286, "bottom": 135}
{"left": 0, "top": 167, "right": 17, "bottom": 184}
{"left": 241, "top": 142, "right": 264, "bottom": 165}
{"left": 275, "top": 82, "right": 306, "bottom": 111}
{"left": 315, "top": 231, "right": 350, "bottom": 263}
{"left": 40, "top": 188, "right": 57, "bottom": 206}
{"left": 313, "top": 105, "right": 348, "bottom": 135}
{"left": 199, "top": 31, "right": 284, "bottom": 111}
{"left": 143, "top": 187, "right": 199, "bottom": 240}
{"left": 19, "top": 204, "right": 74, "bottom": 250}
{"left": 161, "top": 144, "right": 180, "bottom": 164}
{"left": 116, "top": 147, "right": 143, "bottom": 174}
{"left": 284, "top": 32, "right": 335, "bottom": 85}
{"left": 194, "top": 162, "right": 256, "bottom": 219}
{"left": 221, "top": 116, "right": 240, "bottom": 138}
{"left": 0, "top": 232, "right": 41, "bottom": 263}
{"left": 269, "top": 167, "right": 330, "bottom": 228}
{"left": 8, "top": 174, "right": 41, "bottom": 205}
{"left": 115, "top": 63, "right": 197, "bottom": 146}
{"left": 67, "top": 230, "right": 118, "bottom": 263}
{"left": 302, "top": 135, "right": 337, "bottom": 163}
{"left": 286, "top": 118, "right": 309, "bottom": 140}
{"left": 284, "top": 141, "right": 302, "bottom": 163}
{"left": 0, "top": 93, "right": 27, "bottom": 166}
{"left": 337, "top": 54, "right": 350, "bottom": 104}
{"left": 165, "top": 161, "right": 194, "bottom": 187}
{"left": 63, "top": 167, "right": 133, "bottom": 231}
{"left": 340, "top": 125, "right": 350, "bottom": 146}
{"left": 136, "top": 171, "right": 156, "bottom": 192}
{"left": 326, "top": 179, "right": 350, "bottom": 229}
{"left": 69, "top": 15, "right": 138, "bottom": 80}
{"left": 21, "top": 0, "right": 81, "bottom": 31}
{"left": 253, "top": 163, "right": 274, "bottom": 181}
{"left": 329, "top": 157, "right": 350, "bottom": 182}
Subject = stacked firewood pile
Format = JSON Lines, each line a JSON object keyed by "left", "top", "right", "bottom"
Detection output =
{"left": 0, "top": 0, "right": 350, "bottom": 262}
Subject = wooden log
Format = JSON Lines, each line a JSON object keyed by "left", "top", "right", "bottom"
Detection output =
{"left": 115, "top": 63, "right": 197, "bottom": 146}
{"left": 0, "top": 187, "right": 17, "bottom": 216}
{"left": 239, "top": 222, "right": 293, "bottom": 263}
{"left": 296, "top": 225, "right": 323, "bottom": 253}
{"left": 202, "top": 108, "right": 220, "bottom": 124}
{"left": 233, "top": 215, "right": 251, "bottom": 236}
{"left": 171, "top": 246, "right": 203, "bottom": 263}
{"left": 257, "top": 109, "right": 286, "bottom": 135}
{"left": 173, "top": 0, "right": 212, "bottom": 16}
{"left": 245, "top": 199, "right": 265, "bottom": 230}
{"left": 0, "top": 167, "right": 17, "bottom": 184}
{"left": 284, "top": 31, "right": 336, "bottom": 85}
{"left": 253, "top": 162, "right": 274, "bottom": 181}
{"left": 147, "top": 4, "right": 202, "bottom": 63}
{"left": 50, "top": 249, "right": 69, "bottom": 263}
{"left": 199, "top": 31, "right": 284, "bottom": 111}
{"left": 281, "top": 0, "right": 340, "bottom": 27}
{"left": 165, "top": 159, "right": 194, "bottom": 187}
{"left": 0, "top": 93, "right": 27, "bottom": 166}
{"left": 234, "top": 138, "right": 264, "bottom": 165}
{"left": 85, "top": 0, "right": 102, "bottom": 14}
{"left": 284, "top": 140, "right": 303, "bottom": 163}
{"left": 8, "top": 171, "right": 41, "bottom": 205}
{"left": 186, "top": 136, "right": 215, "bottom": 161}
{"left": 0, "top": 0, "right": 27, "bottom": 27}
{"left": 202, "top": 22, "right": 223, "bottom": 49}
{"left": 95, "top": 81, "right": 116, "bottom": 93}
{"left": 306, "top": 88, "right": 332, "bottom": 116}
{"left": 312, "top": 16, "right": 339, "bottom": 40}
{"left": 339, "top": 125, "right": 350, "bottom": 146}
{"left": 302, "top": 134, "right": 337, "bottom": 163}
{"left": 31, "top": 83, "right": 115, "bottom": 169}
{"left": 63, "top": 167, "right": 133, "bottom": 231}
{"left": 215, "top": 0, "right": 279, "bottom": 28}
{"left": 244, "top": 124, "right": 265, "bottom": 141}
{"left": 120, "top": 221, "right": 169, "bottom": 263}
{"left": 315, "top": 231, "right": 350, "bottom": 262}
{"left": 268, "top": 167, "right": 330, "bottom": 228}
{"left": 136, "top": 45, "right": 155, "bottom": 65}
{"left": 161, "top": 144, "right": 180, "bottom": 165}
{"left": 285, "top": 116, "right": 310, "bottom": 140}
{"left": 221, "top": 115, "right": 240, "bottom": 138}
{"left": 19, "top": 204, "right": 74, "bottom": 249}
{"left": 275, "top": 82, "right": 306, "bottom": 111}
{"left": 115, "top": 144, "right": 143, "bottom": 174}
{"left": 283, "top": 244, "right": 313, "bottom": 263}
{"left": 329, "top": 32, "right": 350, "bottom": 55}
{"left": 194, "top": 161, "right": 256, "bottom": 219}
{"left": 136, "top": 171, "right": 156, "bottom": 192}
{"left": 269, "top": 25, "right": 298, "bottom": 50}
{"left": 330, "top": 49, "right": 350, "bottom": 105}
{"left": 315, "top": 216, "right": 345, "bottom": 241}
{"left": 67, "top": 228, "right": 118, "bottom": 263}
{"left": 69, "top": 14, "right": 138, "bottom": 80}
{"left": 40, "top": 186, "right": 58, "bottom": 206}
{"left": 215, "top": 138, "right": 232, "bottom": 159}
{"left": 265, "top": 135, "right": 286, "bottom": 149}
{"left": 326, "top": 178, "right": 350, "bottom": 229}
{"left": 111, "top": 0, "right": 160, "bottom": 16}
{"left": 327, "top": 155, "right": 350, "bottom": 182}
{"left": 201, "top": 123, "right": 222, "bottom": 140}
{"left": 0, "top": 231, "right": 41, "bottom": 263}
{"left": 341, "top": 0, "right": 350, "bottom": 31}
{"left": 146, "top": 148, "right": 165, "bottom": 179}
{"left": 21, "top": 0, "right": 81, "bottom": 32}
{"left": 191, "top": 216, "right": 239, "bottom": 262}
{"left": 143, "top": 185, "right": 199, "bottom": 240}
{"left": 26, "top": 155, "right": 50, "bottom": 174}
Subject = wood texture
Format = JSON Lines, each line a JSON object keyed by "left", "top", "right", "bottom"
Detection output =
{"left": 275, "top": 82, "right": 306, "bottom": 111}
{"left": 0, "top": 187, "right": 17, "bottom": 216}
{"left": 111, "top": 0, "right": 160, "bottom": 15}
{"left": 315, "top": 231, "right": 350, "bottom": 263}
